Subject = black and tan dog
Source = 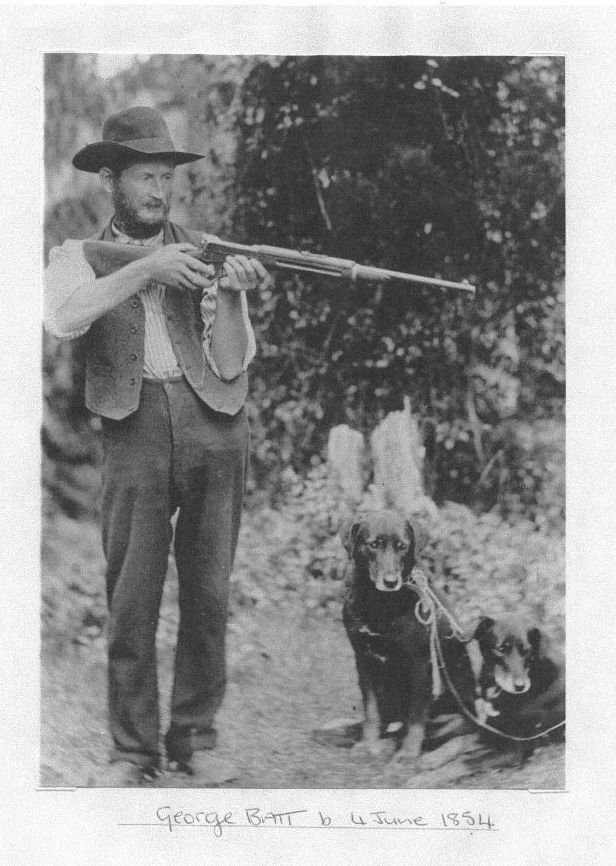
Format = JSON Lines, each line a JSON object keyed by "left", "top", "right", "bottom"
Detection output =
{"left": 341, "top": 509, "right": 437, "bottom": 762}
{"left": 435, "top": 614, "right": 565, "bottom": 759}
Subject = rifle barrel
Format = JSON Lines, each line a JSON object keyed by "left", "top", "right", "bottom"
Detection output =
{"left": 352, "top": 263, "right": 475, "bottom": 294}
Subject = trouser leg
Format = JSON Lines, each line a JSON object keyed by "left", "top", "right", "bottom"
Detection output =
{"left": 100, "top": 383, "right": 174, "bottom": 766}
{"left": 163, "top": 383, "right": 248, "bottom": 762}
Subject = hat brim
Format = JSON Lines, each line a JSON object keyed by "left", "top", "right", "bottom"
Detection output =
{"left": 72, "top": 141, "right": 204, "bottom": 173}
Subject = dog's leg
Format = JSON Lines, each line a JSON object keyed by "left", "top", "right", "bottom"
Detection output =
{"left": 362, "top": 687, "right": 381, "bottom": 753}
{"left": 352, "top": 666, "right": 395, "bottom": 759}
{"left": 396, "top": 723, "right": 425, "bottom": 762}
{"left": 352, "top": 655, "right": 381, "bottom": 755}
{"left": 392, "top": 660, "right": 432, "bottom": 766}
{"left": 352, "top": 686, "right": 386, "bottom": 759}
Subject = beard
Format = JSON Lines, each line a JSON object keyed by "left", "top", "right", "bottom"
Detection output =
{"left": 111, "top": 180, "right": 171, "bottom": 239}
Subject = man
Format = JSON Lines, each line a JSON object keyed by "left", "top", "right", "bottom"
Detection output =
{"left": 44, "top": 106, "right": 270, "bottom": 786}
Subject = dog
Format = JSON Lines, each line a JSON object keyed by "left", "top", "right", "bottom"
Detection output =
{"left": 341, "top": 509, "right": 437, "bottom": 763}
{"left": 433, "top": 614, "right": 565, "bottom": 761}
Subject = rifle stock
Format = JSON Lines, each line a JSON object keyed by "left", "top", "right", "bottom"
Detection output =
{"left": 81, "top": 238, "right": 475, "bottom": 295}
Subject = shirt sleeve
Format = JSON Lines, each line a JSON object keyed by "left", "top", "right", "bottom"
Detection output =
{"left": 44, "top": 240, "right": 97, "bottom": 341}
{"left": 200, "top": 282, "right": 256, "bottom": 379}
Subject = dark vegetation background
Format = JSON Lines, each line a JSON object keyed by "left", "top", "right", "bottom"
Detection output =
{"left": 41, "top": 54, "right": 564, "bottom": 787}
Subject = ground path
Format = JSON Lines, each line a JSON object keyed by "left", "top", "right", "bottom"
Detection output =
{"left": 42, "top": 573, "right": 564, "bottom": 790}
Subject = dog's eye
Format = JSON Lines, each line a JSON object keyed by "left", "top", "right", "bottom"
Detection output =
{"left": 395, "top": 541, "right": 408, "bottom": 552}
{"left": 367, "top": 540, "right": 379, "bottom": 549}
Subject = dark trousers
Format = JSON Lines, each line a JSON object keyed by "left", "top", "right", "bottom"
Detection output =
{"left": 100, "top": 377, "right": 249, "bottom": 767}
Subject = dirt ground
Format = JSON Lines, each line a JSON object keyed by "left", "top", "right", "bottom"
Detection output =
{"left": 40, "top": 514, "right": 565, "bottom": 791}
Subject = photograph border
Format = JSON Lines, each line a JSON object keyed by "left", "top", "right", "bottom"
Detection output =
{"left": 1, "top": 5, "right": 614, "bottom": 864}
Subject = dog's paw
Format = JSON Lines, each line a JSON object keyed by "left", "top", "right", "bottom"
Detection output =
{"left": 390, "top": 747, "right": 422, "bottom": 769}
{"left": 352, "top": 738, "right": 397, "bottom": 761}
{"left": 389, "top": 723, "right": 425, "bottom": 768}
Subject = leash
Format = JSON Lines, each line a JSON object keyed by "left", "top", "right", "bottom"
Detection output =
{"left": 406, "top": 569, "right": 566, "bottom": 743}
{"left": 409, "top": 569, "right": 468, "bottom": 639}
{"left": 407, "top": 568, "right": 467, "bottom": 700}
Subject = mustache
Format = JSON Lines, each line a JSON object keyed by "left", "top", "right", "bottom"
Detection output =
{"left": 110, "top": 180, "right": 172, "bottom": 238}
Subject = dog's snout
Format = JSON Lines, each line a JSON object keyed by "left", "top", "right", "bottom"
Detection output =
{"left": 383, "top": 575, "right": 399, "bottom": 589}
{"left": 372, "top": 570, "right": 403, "bottom": 592}
{"left": 494, "top": 663, "right": 531, "bottom": 695}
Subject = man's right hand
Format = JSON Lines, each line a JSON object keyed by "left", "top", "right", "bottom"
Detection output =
{"left": 143, "top": 243, "right": 217, "bottom": 291}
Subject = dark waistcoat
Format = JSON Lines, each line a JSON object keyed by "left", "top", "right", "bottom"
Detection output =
{"left": 84, "top": 220, "right": 248, "bottom": 419}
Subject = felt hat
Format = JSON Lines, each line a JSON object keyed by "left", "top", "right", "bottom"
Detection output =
{"left": 72, "top": 106, "right": 204, "bottom": 172}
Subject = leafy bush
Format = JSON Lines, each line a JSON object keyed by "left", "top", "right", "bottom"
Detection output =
{"left": 233, "top": 55, "right": 565, "bottom": 513}
{"left": 419, "top": 503, "right": 564, "bottom": 646}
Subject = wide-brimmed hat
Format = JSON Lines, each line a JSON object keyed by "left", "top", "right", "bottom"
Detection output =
{"left": 72, "top": 106, "right": 204, "bottom": 172}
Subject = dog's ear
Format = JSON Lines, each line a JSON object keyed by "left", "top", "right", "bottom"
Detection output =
{"left": 340, "top": 518, "right": 364, "bottom": 559}
{"left": 403, "top": 520, "right": 417, "bottom": 568}
{"left": 404, "top": 517, "right": 430, "bottom": 563}
{"left": 527, "top": 627, "right": 542, "bottom": 659}
{"left": 405, "top": 518, "right": 429, "bottom": 552}
{"left": 474, "top": 617, "right": 496, "bottom": 647}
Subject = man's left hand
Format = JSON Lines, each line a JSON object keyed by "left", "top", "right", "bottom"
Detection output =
{"left": 219, "top": 255, "right": 272, "bottom": 293}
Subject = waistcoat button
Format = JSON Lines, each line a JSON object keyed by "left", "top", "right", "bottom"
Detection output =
{"left": 131, "top": 299, "right": 139, "bottom": 308}
{"left": 130, "top": 352, "right": 137, "bottom": 361}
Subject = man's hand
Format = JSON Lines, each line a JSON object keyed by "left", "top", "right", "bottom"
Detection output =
{"left": 143, "top": 243, "right": 217, "bottom": 291}
{"left": 220, "top": 255, "right": 271, "bottom": 293}
{"left": 143, "top": 246, "right": 271, "bottom": 294}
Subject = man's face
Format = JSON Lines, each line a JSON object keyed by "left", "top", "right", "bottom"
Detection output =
{"left": 110, "top": 160, "right": 175, "bottom": 236}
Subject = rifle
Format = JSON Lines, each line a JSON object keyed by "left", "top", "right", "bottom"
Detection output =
{"left": 81, "top": 237, "right": 475, "bottom": 295}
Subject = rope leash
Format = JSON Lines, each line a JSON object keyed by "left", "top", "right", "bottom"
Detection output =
{"left": 408, "top": 568, "right": 467, "bottom": 700}
{"left": 415, "top": 598, "right": 443, "bottom": 699}
{"left": 407, "top": 569, "right": 566, "bottom": 744}
{"left": 411, "top": 572, "right": 468, "bottom": 638}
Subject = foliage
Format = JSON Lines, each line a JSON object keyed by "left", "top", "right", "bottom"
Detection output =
{"left": 41, "top": 513, "right": 108, "bottom": 649}
{"left": 234, "top": 56, "right": 565, "bottom": 511}
{"left": 420, "top": 503, "right": 565, "bottom": 646}
{"left": 475, "top": 417, "right": 565, "bottom": 527}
